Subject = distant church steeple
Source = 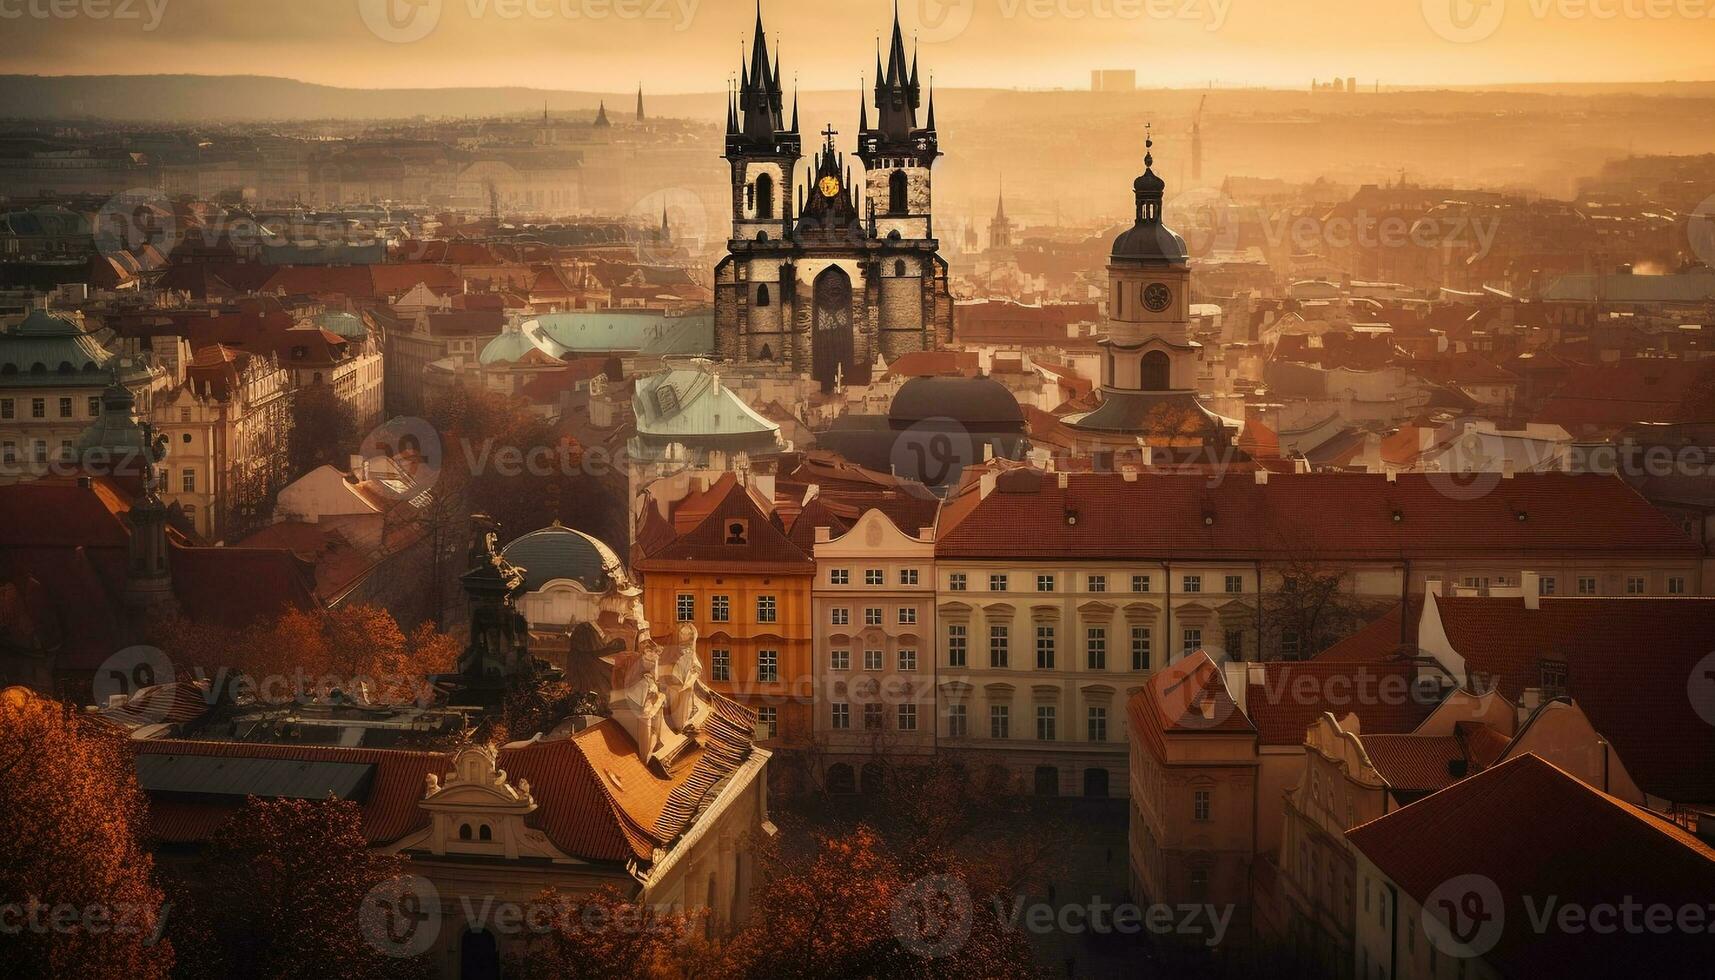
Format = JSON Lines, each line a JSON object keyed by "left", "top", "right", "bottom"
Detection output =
{"left": 636, "top": 85, "right": 645, "bottom": 122}
{"left": 594, "top": 101, "right": 610, "bottom": 128}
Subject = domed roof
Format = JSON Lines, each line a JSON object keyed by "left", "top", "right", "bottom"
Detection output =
{"left": 1111, "top": 221, "right": 1189, "bottom": 265}
{"left": 479, "top": 328, "right": 552, "bottom": 366}
{"left": 890, "top": 376, "right": 1025, "bottom": 429}
{"left": 500, "top": 524, "right": 622, "bottom": 593}
{"left": 313, "top": 312, "right": 367, "bottom": 340}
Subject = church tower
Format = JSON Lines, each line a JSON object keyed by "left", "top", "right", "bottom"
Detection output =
{"left": 1064, "top": 129, "right": 1233, "bottom": 462}
{"left": 989, "top": 182, "right": 1014, "bottom": 251}
{"left": 724, "top": 3, "right": 800, "bottom": 245}
{"left": 857, "top": 6, "right": 939, "bottom": 241}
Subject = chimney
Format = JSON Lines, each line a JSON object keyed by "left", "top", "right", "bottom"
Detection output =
{"left": 1425, "top": 578, "right": 1443, "bottom": 597}
{"left": 815, "top": 526, "right": 832, "bottom": 544}
{"left": 1057, "top": 472, "right": 1069, "bottom": 490}
{"left": 1386, "top": 468, "right": 1398, "bottom": 483}
{"left": 1254, "top": 469, "right": 1269, "bottom": 486}
{"left": 983, "top": 442, "right": 994, "bottom": 462}
{"left": 1140, "top": 446, "right": 1154, "bottom": 468}
{"left": 980, "top": 471, "right": 998, "bottom": 500}
{"left": 1502, "top": 458, "right": 1516, "bottom": 479}
{"left": 1121, "top": 466, "right": 1139, "bottom": 483}
{"left": 1293, "top": 456, "right": 1311, "bottom": 475}
{"left": 1522, "top": 571, "right": 1541, "bottom": 610}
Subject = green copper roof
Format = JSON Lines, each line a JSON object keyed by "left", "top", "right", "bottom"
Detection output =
{"left": 312, "top": 312, "right": 368, "bottom": 340}
{"left": 0, "top": 311, "right": 124, "bottom": 388}
{"left": 527, "top": 311, "right": 713, "bottom": 357}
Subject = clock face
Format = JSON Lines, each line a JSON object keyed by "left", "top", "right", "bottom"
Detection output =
{"left": 818, "top": 175, "right": 842, "bottom": 198}
{"left": 1143, "top": 283, "right": 1173, "bottom": 313}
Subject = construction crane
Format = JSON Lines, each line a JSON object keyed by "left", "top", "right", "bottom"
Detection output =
{"left": 1191, "top": 94, "right": 1208, "bottom": 185}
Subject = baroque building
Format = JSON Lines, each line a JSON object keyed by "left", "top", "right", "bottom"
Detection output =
{"left": 713, "top": 5, "right": 953, "bottom": 390}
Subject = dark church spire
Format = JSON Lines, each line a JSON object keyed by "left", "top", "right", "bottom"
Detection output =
{"left": 636, "top": 84, "right": 645, "bottom": 122}
{"left": 733, "top": 1, "right": 789, "bottom": 146}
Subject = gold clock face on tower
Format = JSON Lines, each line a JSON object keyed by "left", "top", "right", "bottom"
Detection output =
{"left": 1143, "top": 283, "right": 1173, "bottom": 313}
{"left": 818, "top": 175, "right": 842, "bottom": 198}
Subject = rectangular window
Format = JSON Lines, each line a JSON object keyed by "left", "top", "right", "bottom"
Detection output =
{"left": 831, "top": 607, "right": 850, "bottom": 626}
{"left": 1132, "top": 575, "right": 1151, "bottom": 593}
{"left": 1035, "top": 625, "right": 1056, "bottom": 669}
{"left": 1225, "top": 575, "right": 1244, "bottom": 594}
{"left": 756, "top": 595, "right": 777, "bottom": 623}
{"left": 863, "top": 649, "right": 883, "bottom": 671}
{"left": 863, "top": 703, "right": 883, "bottom": 730}
{"left": 898, "top": 649, "right": 917, "bottom": 671}
{"left": 1037, "top": 574, "right": 1055, "bottom": 593}
{"left": 898, "top": 703, "right": 918, "bottom": 732}
{"left": 1036, "top": 706, "right": 1056, "bottom": 741}
{"left": 755, "top": 706, "right": 776, "bottom": 739}
{"left": 758, "top": 650, "right": 778, "bottom": 683}
{"left": 58, "top": 397, "right": 72, "bottom": 418}
{"left": 949, "top": 573, "right": 968, "bottom": 592}
{"left": 1626, "top": 576, "right": 1647, "bottom": 595}
{"left": 0, "top": 442, "right": 14, "bottom": 464}
{"left": 990, "top": 705, "right": 1010, "bottom": 739}
{"left": 1088, "top": 574, "right": 1107, "bottom": 593}
{"left": 1132, "top": 627, "right": 1152, "bottom": 670}
{"left": 989, "top": 574, "right": 1008, "bottom": 592}
{"left": 865, "top": 569, "right": 885, "bottom": 586}
{"left": 1224, "top": 629, "right": 1243, "bottom": 661}
{"left": 181, "top": 469, "right": 195, "bottom": 493}
{"left": 989, "top": 626, "right": 1009, "bottom": 668}
{"left": 711, "top": 595, "right": 731, "bottom": 623}
{"left": 31, "top": 398, "right": 45, "bottom": 419}
{"left": 831, "top": 649, "right": 851, "bottom": 672}
{"left": 1194, "top": 789, "right": 1212, "bottom": 822}
{"left": 0, "top": 399, "right": 11, "bottom": 420}
{"left": 1668, "top": 577, "right": 1687, "bottom": 595}
{"left": 898, "top": 607, "right": 917, "bottom": 625}
{"left": 87, "top": 396, "right": 100, "bottom": 417}
{"left": 1183, "top": 575, "right": 1202, "bottom": 594}
{"left": 900, "top": 568, "right": 919, "bottom": 586}
{"left": 1088, "top": 706, "right": 1108, "bottom": 742}
{"left": 948, "top": 704, "right": 967, "bottom": 737}
{"left": 947, "top": 625, "right": 967, "bottom": 667}
{"left": 676, "top": 593, "right": 695, "bottom": 622}
{"left": 1087, "top": 627, "right": 1107, "bottom": 670}
{"left": 712, "top": 649, "right": 731, "bottom": 682}
{"left": 864, "top": 607, "right": 883, "bottom": 626}
{"left": 1183, "top": 628, "right": 1202, "bottom": 654}
{"left": 830, "top": 568, "right": 850, "bottom": 585}
{"left": 1578, "top": 576, "right": 1598, "bottom": 596}
{"left": 832, "top": 703, "right": 850, "bottom": 730}
{"left": 1540, "top": 576, "right": 1557, "bottom": 596}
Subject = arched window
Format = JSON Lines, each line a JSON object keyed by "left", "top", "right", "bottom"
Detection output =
{"left": 888, "top": 170, "right": 909, "bottom": 214}
{"left": 755, "top": 231, "right": 769, "bottom": 242}
{"left": 894, "top": 259, "right": 906, "bottom": 277}
{"left": 478, "top": 824, "right": 493, "bottom": 841}
{"left": 754, "top": 173, "right": 774, "bottom": 219}
{"left": 756, "top": 284, "right": 770, "bottom": 307}
{"left": 458, "top": 823, "right": 472, "bottom": 840}
{"left": 1140, "top": 350, "right": 1172, "bottom": 390}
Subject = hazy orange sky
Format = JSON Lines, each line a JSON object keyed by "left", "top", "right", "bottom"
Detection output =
{"left": 2, "top": 0, "right": 1713, "bottom": 91}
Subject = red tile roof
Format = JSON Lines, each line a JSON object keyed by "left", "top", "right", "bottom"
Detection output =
{"left": 1432, "top": 595, "right": 1715, "bottom": 804}
{"left": 1346, "top": 754, "right": 1715, "bottom": 978}
{"left": 1127, "top": 652, "right": 1256, "bottom": 763}
{"left": 635, "top": 478, "right": 813, "bottom": 575}
{"left": 935, "top": 470, "right": 1698, "bottom": 562}
{"left": 1242, "top": 661, "right": 1435, "bottom": 746}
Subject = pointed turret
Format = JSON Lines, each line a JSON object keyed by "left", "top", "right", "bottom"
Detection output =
{"left": 636, "top": 84, "right": 645, "bottom": 122}
{"left": 861, "top": 1, "right": 934, "bottom": 153}
{"left": 594, "top": 100, "right": 610, "bottom": 127}
{"left": 729, "top": 1, "right": 795, "bottom": 154}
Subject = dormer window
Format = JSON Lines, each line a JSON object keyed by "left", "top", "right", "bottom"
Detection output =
{"left": 1538, "top": 660, "right": 1568, "bottom": 700}
{"left": 725, "top": 520, "right": 749, "bottom": 545}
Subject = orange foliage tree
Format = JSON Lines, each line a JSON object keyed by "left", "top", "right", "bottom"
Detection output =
{"left": 160, "top": 797, "right": 429, "bottom": 980}
{"left": 0, "top": 688, "right": 173, "bottom": 978}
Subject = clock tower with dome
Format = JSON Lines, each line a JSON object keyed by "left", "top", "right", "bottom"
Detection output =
{"left": 713, "top": 3, "right": 953, "bottom": 392}
{"left": 1064, "top": 130, "right": 1237, "bottom": 462}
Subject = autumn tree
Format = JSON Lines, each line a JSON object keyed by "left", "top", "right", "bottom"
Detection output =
{"left": 161, "top": 797, "right": 428, "bottom": 980}
{"left": 0, "top": 688, "right": 173, "bottom": 979}
{"left": 288, "top": 382, "right": 359, "bottom": 479}
{"left": 504, "top": 886, "right": 702, "bottom": 980}
{"left": 1262, "top": 558, "right": 1375, "bottom": 660}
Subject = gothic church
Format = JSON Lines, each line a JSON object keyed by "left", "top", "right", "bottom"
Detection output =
{"left": 713, "top": 4, "right": 954, "bottom": 390}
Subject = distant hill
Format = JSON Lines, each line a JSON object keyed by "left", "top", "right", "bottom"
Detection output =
{"left": 4, "top": 74, "right": 1715, "bottom": 126}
